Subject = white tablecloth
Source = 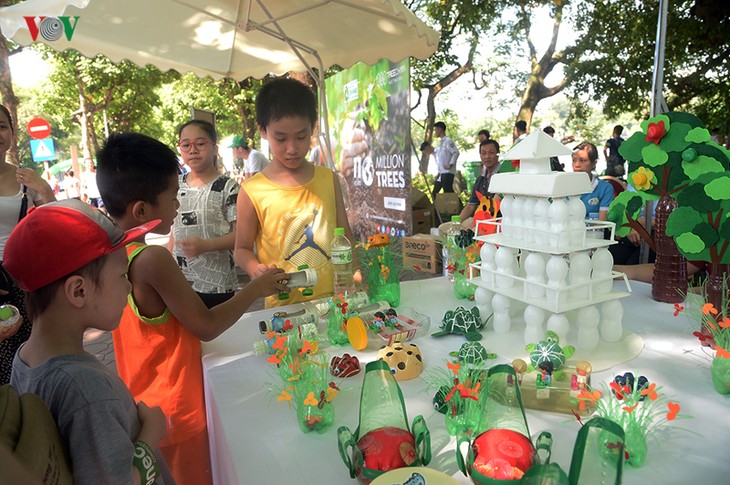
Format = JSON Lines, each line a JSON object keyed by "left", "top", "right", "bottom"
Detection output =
{"left": 202, "top": 278, "right": 728, "bottom": 484}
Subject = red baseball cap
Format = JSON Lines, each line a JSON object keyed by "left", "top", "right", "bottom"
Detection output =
{"left": 4, "top": 199, "right": 160, "bottom": 292}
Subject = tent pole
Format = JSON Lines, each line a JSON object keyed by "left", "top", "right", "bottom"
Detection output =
{"left": 642, "top": 0, "right": 669, "bottom": 264}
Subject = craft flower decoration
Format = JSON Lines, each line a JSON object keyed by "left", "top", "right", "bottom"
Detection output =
{"left": 575, "top": 372, "right": 686, "bottom": 467}
{"left": 422, "top": 359, "right": 489, "bottom": 437}
{"left": 645, "top": 120, "right": 667, "bottom": 144}
{"left": 356, "top": 234, "right": 402, "bottom": 307}
{"left": 631, "top": 166, "right": 655, "bottom": 191}
{"left": 679, "top": 278, "right": 730, "bottom": 394}
{"left": 447, "top": 228, "right": 479, "bottom": 300}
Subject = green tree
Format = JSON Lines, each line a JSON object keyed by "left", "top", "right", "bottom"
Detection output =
{"left": 36, "top": 49, "right": 168, "bottom": 158}
{"left": 667, "top": 172, "right": 730, "bottom": 264}
{"left": 569, "top": 0, "right": 730, "bottom": 130}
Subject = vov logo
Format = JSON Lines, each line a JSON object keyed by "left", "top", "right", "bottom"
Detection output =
{"left": 23, "top": 16, "right": 80, "bottom": 41}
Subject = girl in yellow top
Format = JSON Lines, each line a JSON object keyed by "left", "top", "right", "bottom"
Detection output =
{"left": 235, "top": 78, "right": 357, "bottom": 308}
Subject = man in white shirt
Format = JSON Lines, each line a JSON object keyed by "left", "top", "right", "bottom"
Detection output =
{"left": 430, "top": 121, "right": 459, "bottom": 199}
{"left": 236, "top": 140, "right": 269, "bottom": 179}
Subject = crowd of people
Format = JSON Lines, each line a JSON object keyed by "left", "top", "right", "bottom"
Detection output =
{"left": 422, "top": 120, "right": 643, "bottom": 265}
{"left": 0, "top": 78, "right": 356, "bottom": 484}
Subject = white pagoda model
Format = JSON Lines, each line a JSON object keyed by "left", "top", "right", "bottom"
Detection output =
{"left": 469, "top": 130, "right": 631, "bottom": 352}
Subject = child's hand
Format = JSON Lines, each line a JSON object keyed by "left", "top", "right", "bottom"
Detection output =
{"left": 250, "top": 262, "right": 276, "bottom": 279}
{"left": 0, "top": 316, "right": 22, "bottom": 342}
{"left": 136, "top": 401, "right": 167, "bottom": 447}
{"left": 253, "top": 267, "right": 289, "bottom": 298}
{"left": 179, "top": 236, "right": 207, "bottom": 258}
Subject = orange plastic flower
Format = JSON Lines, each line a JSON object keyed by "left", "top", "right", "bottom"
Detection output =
{"left": 719, "top": 317, "right": 730, "bottom": 329}
{"left": 716, "top": 345, "right": 730, "bottom": 359}
{"left": 277, "top": 390, "right": 292, "bottom": 407}
{"left": 640, "top": 383, "right": 658, "bottom": 401}
{"left": 303, "top": 392, "right": 319, "bottom": 406}
{"left": 622, "top": 403, "right": 639, "bottom": 414}
{"left": 702, "top": 303, "right": 718, "bottom": 316}
{"left": 447, "top": 361, "right": 461, "bottom": 376}
{"left": 667, "top": 402, "right": 680, "bottom": 421}
{"left": 272, "top": 334, "right": 287, "bottom": 350}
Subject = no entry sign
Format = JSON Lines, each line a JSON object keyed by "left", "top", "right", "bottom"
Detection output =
{"left": 27, "top": 117, "right": 52, "bottom": 140}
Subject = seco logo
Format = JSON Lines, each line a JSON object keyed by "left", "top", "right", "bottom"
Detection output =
{"left": 405, "top": 240, "right": 428, "bottom": 251}
{"left": 23, "top": 16, "right": 80, "bottom": 42}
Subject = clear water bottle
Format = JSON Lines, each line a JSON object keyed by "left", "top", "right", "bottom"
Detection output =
{"left": 440, "top": 215, "right": 462, "bottom": 281}
{"left": 331, "top": 227, "right": 356, "bottom": 296}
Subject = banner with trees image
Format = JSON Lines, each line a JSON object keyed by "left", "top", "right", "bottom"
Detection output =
{"left": 325, "top": 59, "right": 412, "bottom": 242}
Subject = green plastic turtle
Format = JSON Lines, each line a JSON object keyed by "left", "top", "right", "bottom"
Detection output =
{"left": 525, "top": 331, "right": 575, "bottom": 380}
{"left": 448, "top": 342, "right": 497, "bottom": 365}
{"left": 432, "top": 306, "right": 483, "bottom": 341}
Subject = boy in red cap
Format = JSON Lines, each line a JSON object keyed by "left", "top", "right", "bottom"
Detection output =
{"left": 96, "top": 132, "right": 287, "bottom": 485}
{"left": 4, "top": 199, "right": 174, "bottom": 484}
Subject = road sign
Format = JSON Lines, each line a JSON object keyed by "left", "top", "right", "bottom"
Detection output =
{"left": 30, "top": 138, "right": 56, "bottom": 162}
{"left": 27, "top": 117, "right": 52, "bottom": 140}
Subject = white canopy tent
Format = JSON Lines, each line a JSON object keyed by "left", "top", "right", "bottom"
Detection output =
{"left": 0, "top": 0, "right": 439, "bottom": 165}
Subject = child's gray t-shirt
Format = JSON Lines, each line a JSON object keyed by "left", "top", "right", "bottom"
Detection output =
{"left": 11, "top": 351, "right": 173, "bottom": 484}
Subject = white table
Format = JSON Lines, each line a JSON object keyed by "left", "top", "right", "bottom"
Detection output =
{"left": 202, "top": 279, "right": 728, "bottom": 484}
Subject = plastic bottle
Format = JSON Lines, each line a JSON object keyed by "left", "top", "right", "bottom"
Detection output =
{"left": 331, "top": 227, "right": 356, "bottom": 296}
{"left": 439, "top": 215, "right": 462, "bottom": 281}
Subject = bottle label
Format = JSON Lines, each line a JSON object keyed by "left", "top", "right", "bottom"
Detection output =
{"left": 331, "top": 248, "right": 352, "bottom": 265}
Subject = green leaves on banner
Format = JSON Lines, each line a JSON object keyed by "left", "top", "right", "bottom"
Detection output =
{"left": 640, "top": 143, "right": 668, "bottom": 167}
{"left": 685, "top": 127, "right": 710, "bottom": 144}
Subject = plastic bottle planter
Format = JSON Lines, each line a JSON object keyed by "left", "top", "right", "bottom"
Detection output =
{"left": 297, "top": 399, "right": 335, "bottom": 434}
{"left": 337, "top": 360, "right": 431, "bottom": 484}
{"left": 326, "top": 296, "right": 351, "bottom": 346}
{"left": 454, "top": 270, "right": 477, "bottom": 300}
{"left": 711, "top": 356, "right": 730, "bottom": 395}
{"left": 369, "top": 279, "right": 401, "bottom": 308}
{"left": 456, "top": 365, "right": 538, "bottom": 483}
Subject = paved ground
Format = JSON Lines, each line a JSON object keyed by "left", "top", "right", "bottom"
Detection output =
{"left": 82, "top": 233, "right": 441, "bottom": 370}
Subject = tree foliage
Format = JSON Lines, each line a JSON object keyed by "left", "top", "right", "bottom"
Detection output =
{"left": 569, "top": 0, "right": 730, "bottom": 130}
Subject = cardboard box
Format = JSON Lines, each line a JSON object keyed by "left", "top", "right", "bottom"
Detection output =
{"left": 411, "top": 187, "right": 433, "bottom": 235}
{"left": 434, "top": 192, "right": 461, "bottom": 217}
{"left": 403, "top": 234, "right": 441, "bottom": 273}
{"left": 411, "top": 208, "right": 432, "bottom": 234}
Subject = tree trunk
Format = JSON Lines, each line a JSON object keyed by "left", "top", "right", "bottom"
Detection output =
{"left": 651, "top": 194, "right": 687, "bottom": 302}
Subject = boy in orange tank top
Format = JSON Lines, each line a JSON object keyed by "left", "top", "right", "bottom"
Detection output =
{"left": 96, "top": 132, "right": 288, "bottom": 485}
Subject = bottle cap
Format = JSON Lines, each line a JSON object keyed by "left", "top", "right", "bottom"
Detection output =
{"left": 451, "top": 215, "right": 461, "bottom": 223}
{"left": 334, "top": 227, "right": 345, "bottom": 236}
{"left": 346, "top": 316, "right": 368, "bottom": 351}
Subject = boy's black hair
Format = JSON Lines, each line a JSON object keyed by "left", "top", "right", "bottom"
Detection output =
{"left": 478, "top": 129, "right": 490, "bottom": 138}
{"left": 574, "top": 141, "right": 599, "bottom": 163}
{"left": 434, "top": 121, "right": 446, "bottom": 131}
{"left": 96, "top": 132, "right": 180, "bottom": 218}
{"left": 515, "top": 120, "right": 527, "bottom": 132}
{"left": 256, "top": 77, "right": 317, "bottom": 130}
{"left": 419, "top": 141, "right": 430, "bottom": 151}
{"left": 543, "top": 126, "right": 555, "bottom": 135}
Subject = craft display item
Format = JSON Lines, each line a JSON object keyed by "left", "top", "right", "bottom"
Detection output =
{"left": 448, "top": 228, "right": 479, "bottom": 299}
{"left": 471, "top": 428, "right": 535, "bottom": 480}
{"left": 449, "top": 342, "right": 497, "bottom": 366}
{"left": 338, "top": 360, "right": 431, "bottom": 484}
{"left": 574, "top": 372, "right": 686, "bottom": 468}
{"left": 346, "top": 306, "right": 431, "bottom": 351}
{"left": 510, "top": 358, "right": 594, "bottom": 416}
{"left": 0, "top": 305, "right": 21, "bottom": 340}
{"left": 432, "top": 306, "right": 483, "bottom": 341}
{"left": 456, "top": 365, "right": 542, "bottom": 484}
{"left": 278, "top": 265, "right": 317, "bottom": 300}
{"left": 422, "top": 360, "right": 488, "bottom": 437}
{"left": 330, "top": 353, "right": 361, "bottom": 378}
{"left": 678, "top": 278, "right": 730, "bottom": 394}
{"left": 377, "top": 343, "right": 424, "bottom": 381}
{"left": 525, "top": 331, "right": 575, "bottom": 380}
{"left": 358, "top": 234, "right": 403, "bottom": 307}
